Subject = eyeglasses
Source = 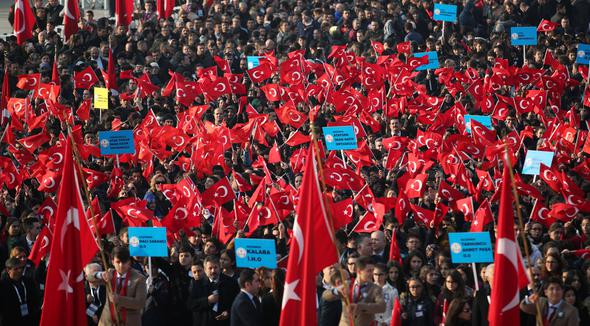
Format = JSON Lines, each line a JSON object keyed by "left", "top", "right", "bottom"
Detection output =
{"left": 546, "top": 260, "right": 558, "bottom": 264}
{"left": 373, "top": 273, "right": 384, "bottom": 276}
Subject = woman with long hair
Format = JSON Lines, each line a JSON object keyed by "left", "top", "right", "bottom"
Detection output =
{"left": 387, "top": 260, "right": 405, "bottom": 293}
{"left": 540, "top": 252, "right": 566, "bottom": 280}
{"left": 444, "top": 298, "right": 472, "bottom": 326}
{"left": 434, "top": 270, "right": 469, "bottom": 325}
{"left": 261, "top": 268, "right": 285, "bottom": 326}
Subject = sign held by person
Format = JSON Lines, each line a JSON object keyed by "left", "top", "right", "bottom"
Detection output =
{"left": 235, "top": 238, "right": 277, "bottom": 269}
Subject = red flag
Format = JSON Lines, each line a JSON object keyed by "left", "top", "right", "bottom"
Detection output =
{"left": 40, "top": 136, "right": 99, "bottom": 326}
{"left": 388, "top": 229, "right": 402, "bottom": 265}
{"left": 28, "top": 226, "right": 52, "bottom": 266}
{"left": 1, "top": 67, "right": 9, "bottom": 126}
{"left": 537, "top": 19, "right": 558, "bottom": 32}
{"left": 279, "top": 145, "right": 338, "bottom": 326}
{"left": 390, "top": 297, "right": 402, "bottom": 326}
{"left": 488, "top": 152, "right": 520, "bottom": 326}
{"left": 470, "top": 198, "right": 494, "bottom": 232}
{"left": 105, "top": 48, "right": 117, "bottom": 90}
{"left": 201, "top": 177, "right": 235, "bottom": 206}
{"left": 63, "top": 0, "right": 80, "bottom": 40}
{"left": 247, "top": 63, "right": 274, "bottom": 84}
{"left": 156, "top": 0, "right": 174, "bottom": 19}
{"left": 115, "top": 0, "right": 134, "bottom": 26}
{"left": 396, "top": 41, "right": 411, "bottom": 54}
{"left": 405, "top": 174, "right": 428, "bottom": 198}
{"left": 455, "top": 196, "right": 475, "bottom": 221}
{"left": 16, "top": 73, "right": 40, "bottom": 90}
{"left": 331, "top": 198, "right": 353, "bottom": 230}
{"left": 13, "top": 0, "right": 36, "bottom": 45}
{"left": 74, "top": 66, "right": 99, "bottom": 89}
{"left": 75, "top": 99, "right": 91, "bottom": 121}
{"left": 268, "top": 141, "right": 282, "bottom": 164}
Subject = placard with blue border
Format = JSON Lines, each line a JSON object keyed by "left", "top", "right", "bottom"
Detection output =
{"left": 464, "top": 115, "right": 493, "bottom": 134}
{"left": 414, "top": 51, "right": 440, "bottom": 71}
{"left": 433, "top": 4, "right": 457, "bottom": 23}
{"left": 576, "top": 44, "right": 590, "bottom": 65}
{"left": 448, "top": 232, "right": 493, "bottom": 263}
{"left": 99, "top": 130, "right": 135, "bottom": 155}
{"left": 510, "top": 27, "right": 537, "bottom": 46}
{"left": 322, "top": 126, "right": 358, "bottom": 150}
{"left": 522, "top": 150, "right": 554, "bottom": 175}
{"left": 128, "top": 227, "right": 168, "bottom": 257}
{"left": 246, "top": 56, "right": 262, "bottom": 69}
{"left": 235, "top": 238, "right": 277, "bottom": 269}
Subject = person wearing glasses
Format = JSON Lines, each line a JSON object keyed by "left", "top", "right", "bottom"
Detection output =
{"left": 400, "top": 277, "right": 435, "bottom": 326}
{"left": 373, "top": 263, "right": 398, "bottom": 326}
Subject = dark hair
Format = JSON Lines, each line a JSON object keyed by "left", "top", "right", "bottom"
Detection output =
{"left": 356, "top": 256, "right": 375, "bottom": 271}
{"left": 271, "top": 268, "right": 286, "bottom": 305}
{"left": 444, "top": 298, "right": 470, "bottom": 326}
{"left": 178, "top": 245, "right": 193, "bottom": 255}
{"left": 112, "top": 246, "right": 131, "bottom": 263}
{"left": 5, "top": 257, "right": 21, "bottom": 269}
{"left": 543, "top": 276, "right": 563, "bottom": 291}
{"left": 239, "top": 268, "right": 257, "bottom": 288}
{"left": 204, "top": 255, "right": 219, "bottom": 266}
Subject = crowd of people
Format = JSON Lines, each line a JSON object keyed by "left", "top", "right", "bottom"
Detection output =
{"left": 1, "top": 0, "right": 590, "bottom": 325}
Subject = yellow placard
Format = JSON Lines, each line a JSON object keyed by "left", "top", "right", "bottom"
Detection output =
{"left": 94, "top": 87, "right": 109, "bottom": 109}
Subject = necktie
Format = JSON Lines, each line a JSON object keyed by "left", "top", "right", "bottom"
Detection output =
{"left": 252, "top": 297, "right": 260, "bottom": 310}
{"left": 116, "top": 277, "right": 123, "bottom": 293}
{"left": 547, "top": 306, "right": 556, "bottom": 322}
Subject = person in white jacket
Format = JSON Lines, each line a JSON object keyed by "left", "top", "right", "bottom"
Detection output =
{"left": 373, "top": 263, "right": 399, "bottom": 326}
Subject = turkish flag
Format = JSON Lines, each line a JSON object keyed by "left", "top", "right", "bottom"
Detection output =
{"left": 331, "top": 198, "right": 353, "bottom": 230}
{"left": 111, "top": 198, "right": 154, "bottom": 226}
{"left": 276, "top": 104, "right": 307, "bottom": 129}
{"left": 201, "top": 76, "right": 231, "bottom": 101}
{"left": 405, "top": 174, "right": 428, "bottom": 198}
{"left": 394, "top": 190, "right": 411, "bottom": 224}
{"left": 537, "top": 19, "right": 558, "bottom": 32}
{"left": 279, "top": 145, "right": 338, "bottom": 326}
{"left": 16, "top": 73, "right": 40, "bottom": 90}
{"left": 18, "top": 131, "right": 50, "bottom": 153}
{"left": 201, "top": 177, "right": 235, "bottom": 206}
{"left": 63, "top": 0, "right": 80, "bottom": 40}
{"left": 388, "top": 229, "right": 402, "bottom": 265}
{"left": 38, "top": 197, "right": 57, "bottom": 230}
{"left": 40, "top": 137, "right": 99, "bottom": 326}
{"left": 390, "top": 297, "right": 402, "bottom": 326}
{"left": 470, "top": 198, "right": 494, "bottom": 232}
{"left": 455, "top": 196, "right": 475, "bottom": 221}
{"left": 97, "top": 210, "right": 115, "bottom": 236}
{"left": 28, "top": 226, "right": 52, "bottom": 266}
{"left": 396, "top": 41, "right": 411, "bottom": 54}
{"left": 539, "top": 164, "right": 562, "bottom": 192}
{"left": 74, "top": 66, "right": 99, "bottom": 89}
{"left": 156, "top": 0, "right": 174, "bottom": 19}
{"left": 13, "top": 0, "right": 36, "bottom": 45}
{"left": 488, "top": 153, "right": 520, "bottom": 326}
{"left": 115, "top": 0, "right": 134, "bottom": 26}
{"left": 247, "top": 63, "right": 274, "bottom": 84}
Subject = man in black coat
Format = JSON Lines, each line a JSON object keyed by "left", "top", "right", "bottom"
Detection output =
{"left": 84, "top": 263, "right": 107, "bottom": 326}
{"left": 202, "top": 255, "right": 240, "bottom": 326}
{"left": 230, "top": 269, "right": 263, "bottom": 326}
{"left": 0, "top": 258, "right": 41, "bottom": 326}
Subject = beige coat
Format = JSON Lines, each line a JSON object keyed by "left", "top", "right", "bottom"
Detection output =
{"left": 98, "top": 268, "right": 147, "bottom": 326}
{"left": 520, "top": 297, "right": 580, "bottom": 326}
{"left": 337, "top": 282, "right": 386, "bottom": 326}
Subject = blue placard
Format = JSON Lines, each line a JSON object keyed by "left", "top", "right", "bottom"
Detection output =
{"left": 246, "top": 56, "right": 262, "bottom": 69}
{"left": 414, "top": 51, "right": 440, "bottom": 71}
{"left": 576, "top": 44, "right": 590, "bottom": 65}
{"left": 464, "top": 115, "right": 493, "bottom": 134}
{"left": 448, "top": 232, "right": 493, "bottom": 263}
{"left": 235, "top": 238, "right": 277, "bottom": 269}
{"left": 98, "top": 130, "right": 135, "bottom": 155}
{"left": 433, "top": 4, "right": 457, "bottom": 23}
{"left": 522, "top": 150, "right": 554, "bottom": 175}
{"left": 510, "top": 27, "right": 537, "bottom": 46}
{"left": 322, "top": 126, "right": 358, "bottom": 150}
{"left": 128, "top": 227, "right": 168, "bottom": 257}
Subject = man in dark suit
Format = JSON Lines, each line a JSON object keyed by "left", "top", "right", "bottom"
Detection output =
{"left": 472, "top": 264, "right": 493, "bottom": 326}
{"left": 230, "top": 269, "right": 263, "bottom": 326}
{"left": 84, "top": 263, "right": 106, "bottom": 326}
{"left": 203, "top": 255, "right": 240, "bottom": 326}
{"left": 0, "top": 257, "right": 41, "bottom": 326}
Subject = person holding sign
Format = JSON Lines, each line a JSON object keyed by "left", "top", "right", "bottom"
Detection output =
{"left": 230, "top": 269, "right": 263, "bottom": 326}
{"left": 90, "top": 247, "right": 147, "bottom": 326}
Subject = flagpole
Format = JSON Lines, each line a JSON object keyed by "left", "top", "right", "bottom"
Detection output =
{"left": 503, "top": 145, "right": 543, "bottom": 326}
{"left": 309, "top": 122, "right": 354, "bottom": 326}
{"left": 66, "top": 127, "right": 124, "bottom": 326}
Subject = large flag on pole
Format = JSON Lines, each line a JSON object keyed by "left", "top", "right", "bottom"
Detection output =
{"left": 40, "top": 136, "right": 99, "bottom": 326}
{"left": 13, "top": 0, "right": 36, "bottom": 45}
{"left": 279, "top": 144, "right": 338, "bottom": 326}
{"left": 63, "top": 0, "right": 80, "bottom": 40}
{"left": 488, "top": 150, "right": 520, "bottom": 326}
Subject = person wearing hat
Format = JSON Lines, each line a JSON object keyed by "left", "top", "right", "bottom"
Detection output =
{"left": 0, "top": 257, "right": 41, "bottom": 326}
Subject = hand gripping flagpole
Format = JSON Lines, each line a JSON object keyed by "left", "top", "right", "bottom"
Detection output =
{"left": 503, "top": 145, "right": 543, "bottom": 326}
{"left": 309, "top": 121, "right": 355, "bottom": 326}
{"left": 66, "top": 125, "right": 123, "bottom": 326}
